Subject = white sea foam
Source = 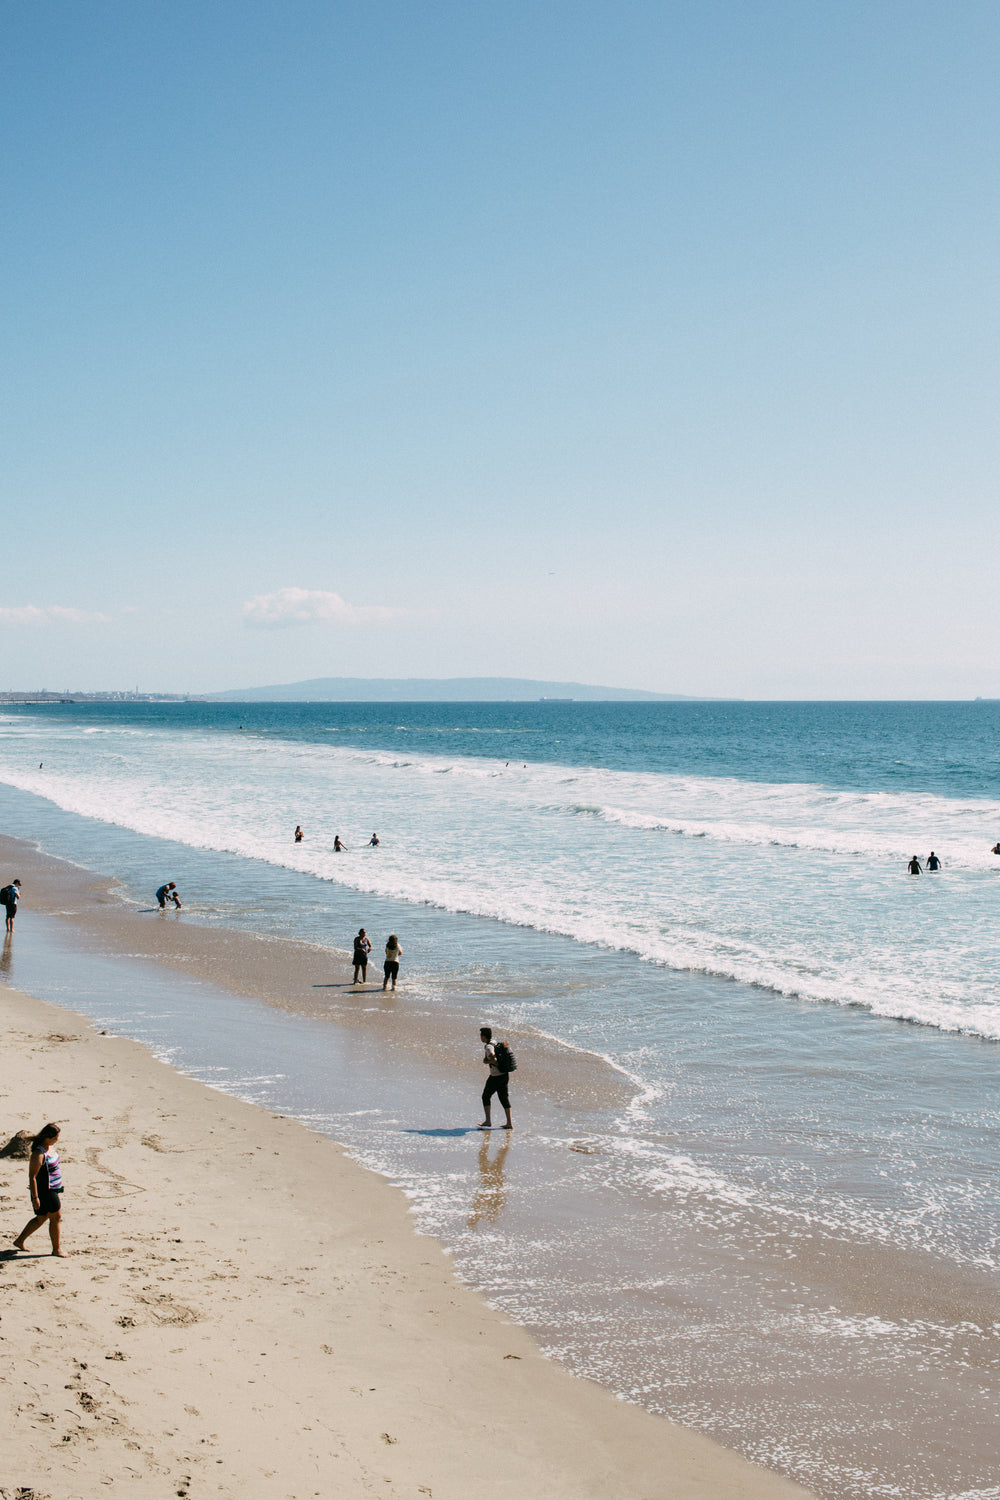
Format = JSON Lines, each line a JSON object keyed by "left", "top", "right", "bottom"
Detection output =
{"left": 3, "top": 712, "right": 1000, "bottom": 1039}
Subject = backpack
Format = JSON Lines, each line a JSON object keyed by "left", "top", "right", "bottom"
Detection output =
{"left": 0, "top": 886, "right": 12, "bottom": 905}
{"left": 493, "top": 1041, "right": 517, "bottom": 1074}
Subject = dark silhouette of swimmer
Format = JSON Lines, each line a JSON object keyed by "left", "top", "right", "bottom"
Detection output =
{"left": 334, "top": 836, "right": 347, "bottom": 852}
{"left": 907, "top": 856, "right": 923, "bottom": 875}
{"left": 926, "top": 851, "right": 941, "bottom": 871}
{"left": 294, "top": 825, "right": 303, "bottom": 843}
{"left": 368, "top": 833, "right": 380, "bottom": 847}
{"left": 992, "top": 843, "right": 1000, "bottom": 856}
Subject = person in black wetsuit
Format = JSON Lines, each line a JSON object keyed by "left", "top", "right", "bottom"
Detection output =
{"left": 926, "top": 851, "right": 941, "bottom": 871}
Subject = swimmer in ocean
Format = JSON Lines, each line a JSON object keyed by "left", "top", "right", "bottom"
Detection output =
{"left": 334, "top": 836, "right": 347, "bottom": 852}
{"left": 294, "top": 825, "right": 303, "bottom": 843}
{"left": 368, "top": 833, "right": 380, "bottom": 847}
{"left": 907, "top": 856, "right": 923, "bottom": 875}
{"left": 926, "top": 851, "right": 941, "bottom": 871}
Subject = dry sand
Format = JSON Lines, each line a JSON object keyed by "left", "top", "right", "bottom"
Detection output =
{"left": 1, "top": 982, "right": 818, "bottom": 1500}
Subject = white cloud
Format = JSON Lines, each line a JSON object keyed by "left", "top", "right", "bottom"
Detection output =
{"left": 242, "top": 587, "right": 403, "bottom": 628}
{"left": 0, "top": 605, "right": 111, "bottom": 626}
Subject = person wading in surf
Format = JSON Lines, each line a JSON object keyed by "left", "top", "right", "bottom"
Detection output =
{"left": 478, "top": 1026, "right": 513, "bottom": 1131}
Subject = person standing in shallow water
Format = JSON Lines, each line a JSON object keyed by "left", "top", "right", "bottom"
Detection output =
{"left": 926, "top": 851, "right": 941, "bottom": 871}
{"left": 1, "top": 878, "right": 21, "bottom": 934}
{"left": 13, "top": 1124, "right": 67, "bottom": 1256}
{"left": 907, "top": 855, "right": 923, "bottom": 875}
{"left": 383, "top": 935, "right": 401, "bottom": 991}
{"left": 479, "top": 1026, "right": 513, "bottom": 1131}
{"left": 352, "top": 928, "right": 371, "bottom": 983}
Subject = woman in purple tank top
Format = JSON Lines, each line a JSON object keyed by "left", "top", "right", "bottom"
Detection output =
{"left": 13, "top": 1123, "right": 67, "bottom": 1257}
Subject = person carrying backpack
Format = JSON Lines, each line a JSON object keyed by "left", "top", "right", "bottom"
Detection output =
{"left": 1, "top": 878, "right": 21, "bottom": 934}
{"left": 478, "top": 1026, "right": 514, "bottom": 1131}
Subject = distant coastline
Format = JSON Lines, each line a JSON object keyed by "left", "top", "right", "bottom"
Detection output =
{"left": 0, "top": 691, "right": 203, "bottom": 705}
{"left": 207, "top": 675, "right": 722, "bottom": 703}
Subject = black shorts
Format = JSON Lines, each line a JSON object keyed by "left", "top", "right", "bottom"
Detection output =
{"left": 482, "top": 1074, "right": 510, "bottom": 1110}
{"left": 384, "top": 960, "right": 399, "bottom": 979}
{"left": 36, "top": 1189, "right": 62, "bottom": 1215}
{"left": 3, "top": 903, "right": 16, "bottom": 921}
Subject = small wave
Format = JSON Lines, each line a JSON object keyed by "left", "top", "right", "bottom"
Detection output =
{"left": 560, "top": 801, "right": 1000, "bottom": 869}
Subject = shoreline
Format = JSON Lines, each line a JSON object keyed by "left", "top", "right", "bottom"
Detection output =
{"left": 1, "top": 979, "right": 815, "bottom": 1499}
{"left": 0, "top": 830, "right": 642, "bottom": 1114}
{"left": 3, "top": 826, "right": 999, "bottom": 1498}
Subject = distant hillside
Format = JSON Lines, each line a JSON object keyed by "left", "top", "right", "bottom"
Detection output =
{"left": 210, "top": 676, "right": 706, "bottom": 703}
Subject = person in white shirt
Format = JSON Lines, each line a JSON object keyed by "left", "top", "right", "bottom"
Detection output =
{"left": 478, "top": 1026, "right": 513, "bottom": 1131}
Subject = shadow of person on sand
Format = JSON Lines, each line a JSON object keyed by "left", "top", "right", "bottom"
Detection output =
{"left": 402, "top": 1127, "right": 482, "bottom": 1138}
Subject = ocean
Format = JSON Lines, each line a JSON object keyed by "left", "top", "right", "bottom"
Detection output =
{"left": 1, "top": 699, "right": 998, "bottom": 1500}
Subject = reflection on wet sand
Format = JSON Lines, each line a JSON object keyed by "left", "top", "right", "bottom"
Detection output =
{"left": 468, "top": 1133, "right": 511, "bottom": 1230}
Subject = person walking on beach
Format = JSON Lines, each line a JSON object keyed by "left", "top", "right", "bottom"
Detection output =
{"left": 1, "top": 878, "right": 21, "bottom": 933}
{"left": 907, "top": 855, "right": 923, "bottom": 875}
{"left": 479, "top": 1026, "right": 513, "bottom": 1131}
{"left": 383, "top": 934, "right": 401, "bottom": 991}
{"left": 294, "top": 825, "right": 304, "bottom": 843}
{"left": 926, "top": 851, "right": 942, "bottom": 871}
{"left": 12, "top": 1124, "right": 67, "bottom": 1256}
{"left": 352, "top": 928, "right": 371, "bottom": 983}
{"left": 156, "top": 881, "right": 182, "bottom": 909}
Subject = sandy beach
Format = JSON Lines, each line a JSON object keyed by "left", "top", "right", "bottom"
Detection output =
{"left": 1, "top": 975, "right": 819, "bottom": 1500}
{"left": 3, "top": 815, "right": 997, "bottom": 1500}
{"left": 0, "top": 837, "right": 823, "bottom": 1498}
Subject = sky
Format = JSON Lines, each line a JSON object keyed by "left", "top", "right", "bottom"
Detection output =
{"left": 2, "top": 0, "right": 998, "bottom": 698}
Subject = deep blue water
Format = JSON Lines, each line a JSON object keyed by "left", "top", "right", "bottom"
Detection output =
{"left": 8, "top": 697, "right": 1000, "bottom": 796}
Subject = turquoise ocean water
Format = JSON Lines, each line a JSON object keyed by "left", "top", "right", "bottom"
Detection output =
{"left": 0, "top": 699, "right": 998, "bottom": 1500}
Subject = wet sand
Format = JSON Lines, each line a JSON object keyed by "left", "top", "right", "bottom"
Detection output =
{"left": 0, "top": 832, "right": 634, "bottom": 1115}
{"left": 4, "top": 831, "right": 998, "bottom": 1499}
{"left": 0, "top": 837, "right": 818, "bottom": 1498}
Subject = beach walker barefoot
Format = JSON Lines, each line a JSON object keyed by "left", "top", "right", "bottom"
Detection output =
{"left": 352, "top": 927, "right": 371, "bottom": 983}
{"left": 13, "top": 1123, "right": 67, "bottom": 1256}
{"left": 478, "top": 1027, "right": 513, "bottom": 1131}
{"left": 382, "top": 934, "right": 401, "bottom": 991}
{"left": 1, "top": 877, "right": 22, "bottom": 934}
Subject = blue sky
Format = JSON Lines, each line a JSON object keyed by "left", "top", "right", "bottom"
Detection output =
{"left": 2, "top": 1, "right": 998, "bottom": 697}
